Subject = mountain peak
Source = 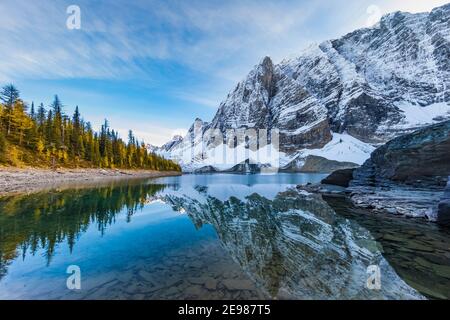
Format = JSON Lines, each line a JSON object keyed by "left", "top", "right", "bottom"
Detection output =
{"left": 171, "top": 135, "right": 183, "bottom": 141}
{"left": 261, "top": 56, "right": 273, "bottom": 67}
{"left": 257, "top": 56, "right": 276, "bottom": 98}
{"left": 160, "top": 3, "right": 450, "bottom": 172}
{"left": 430, "top": 2, "right": 450, "bottom": 13}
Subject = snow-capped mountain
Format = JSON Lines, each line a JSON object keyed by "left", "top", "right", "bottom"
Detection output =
{"left": 147, "top": 135, "right": 184, "bottom": 154}
{"left": 160, "top": 4, "right": 450, "bottom": 172}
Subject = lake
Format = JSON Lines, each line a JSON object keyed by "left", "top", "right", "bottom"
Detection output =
{"left": 0, "top": 173, "right": 449, "bottom": 300}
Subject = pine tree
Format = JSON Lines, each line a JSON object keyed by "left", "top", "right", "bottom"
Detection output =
{"left": 0, "top": 84, "right": 181, "bottom": 172}
{"left": 0, "top": 84, "right": 20, "bottom": 106}
{"left": 30, "top": 102, "right": 36, "bottom": 121}
{"left": 50, "top": 95, "right": 63, "bottom": 147}
{"left": 37, "top": 103, "right": 46, "bottom": 127}
{"left": 10, "top": 100, "right": 32, "bottom": 146}
{"left": 45, "top": 109, "right": 53, "bottom": 144}
{"left": 0, "top": 84, "right": 20, "bottom": 136}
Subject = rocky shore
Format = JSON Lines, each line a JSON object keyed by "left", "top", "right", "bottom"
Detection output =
{"left": 0, "top": 168, "right": 181, "bottom": 196}
{"left": 302, "top": 120, "right": 450, "bottom": 226}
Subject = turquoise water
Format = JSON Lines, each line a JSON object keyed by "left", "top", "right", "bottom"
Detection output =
{"left": 0, "top": 174, "right": 448, "bottom": 300}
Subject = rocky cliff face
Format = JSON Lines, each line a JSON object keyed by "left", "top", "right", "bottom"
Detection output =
{"left": 161, "top": 4, "right": 450, "bottom": 172}
{"left": 210, "top": 56, "right": 333, "bottom": 153}
{"left": 352, "top": 120, "right": 450, "bottom": 187}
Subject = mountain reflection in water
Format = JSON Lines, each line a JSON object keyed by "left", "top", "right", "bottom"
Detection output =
{"left": 0, "top": 174, "right": 447, "bottom": 299}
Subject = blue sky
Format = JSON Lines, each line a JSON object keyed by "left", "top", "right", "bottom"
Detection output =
{"left": 0, "top": 0, "right": 448, "bottom": 145}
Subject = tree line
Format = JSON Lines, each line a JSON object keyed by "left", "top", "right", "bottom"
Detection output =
{"left": 0, "top": 84, "right": 180, "bottom": 171}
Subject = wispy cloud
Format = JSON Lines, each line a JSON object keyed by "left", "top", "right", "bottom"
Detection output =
{"left": 0, "top": 0, "right": 319, "bottom": 83}
{"left": 174, "top": 92, "right": 220, "bottom": 109}
{"left": 2, "top": 0, "right": 447, "bottom": 82}
{"left": 1, "top": 0, "right": 448, "bottom": 144}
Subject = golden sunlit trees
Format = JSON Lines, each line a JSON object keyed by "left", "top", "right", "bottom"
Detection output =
{"left": 0, "top": 84, "right": 181, "bottom": 172}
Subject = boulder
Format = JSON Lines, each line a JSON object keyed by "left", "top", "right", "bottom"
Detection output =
{"left": 437, "top": 200, "right": 450, "bottom": 226}
{"left": 321, "top": 168, "right": 356, "bottom": 187}
{"left": 352, "top": 120, "right": 450, "bottom": 188}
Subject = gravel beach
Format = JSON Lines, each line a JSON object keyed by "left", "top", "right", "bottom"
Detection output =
{"left": 0, "top": 168, "right": 181, "bottom": 196}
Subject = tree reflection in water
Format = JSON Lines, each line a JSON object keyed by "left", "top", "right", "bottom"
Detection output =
{"left": 0, "top": 181, "right": 167, "bottom": 279}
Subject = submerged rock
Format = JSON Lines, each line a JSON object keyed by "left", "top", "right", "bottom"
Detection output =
{"left": 437, "top": 201, "right": 450, "bottom": 226}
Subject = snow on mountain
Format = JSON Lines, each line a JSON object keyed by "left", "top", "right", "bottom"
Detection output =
{"left": 386, "top": 101, "right": 450, "bottom": 130}
{"left": 145, "top": 144, "right": 159, "bottom": 154}
{"left": 161, "top": 135, "right": 183, "bottom": 151}
{"left": 148, "top": 135, "right": 184, "bottom": 154}
{"left": 298, "top": 133, "right": 376, "bottom": 166}
{"left": 159, "top": 3, "right": 450, "bottom": 173}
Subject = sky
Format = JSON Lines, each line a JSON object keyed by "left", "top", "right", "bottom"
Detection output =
{"left": 0, "top": 0, "right": 448, "bottom": 146}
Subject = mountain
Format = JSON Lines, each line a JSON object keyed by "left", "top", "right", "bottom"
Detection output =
{"left": 160, "top": 3, "right": 450, "bottom": 173}
{"left": 147, "top": 135, "right": 183, "bottom": 154}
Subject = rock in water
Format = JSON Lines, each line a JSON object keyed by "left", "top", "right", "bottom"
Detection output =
{"left": 321, "top": 168, "right": 356, "bottom": 187}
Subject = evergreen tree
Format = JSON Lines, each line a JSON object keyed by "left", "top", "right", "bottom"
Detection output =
{"left": 30, "top": 102, "right": 36, "bottom": 120}
{"left": 50, "top": 95, "right": 63, "bottom": 147}
{"left": 0, "top": 84, "right": 20, "bottom": 107}
{"left": 0, "top": 84, "right": 20, "bottom": 136}
{"left": 0, "top": 84, "right": 181, "bottom": 172}
{"left": 37, "top": 103, "right": 46, "bottom": 126}
{"left": 45, "top": 109, "right": 53, "bottom": 144}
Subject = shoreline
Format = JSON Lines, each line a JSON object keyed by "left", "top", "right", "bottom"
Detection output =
{"left": 0, "top": 167, "right": 181, "bottom": 196}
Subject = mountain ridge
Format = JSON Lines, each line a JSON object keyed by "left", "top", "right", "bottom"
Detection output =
{"left": 156, "top": 3, "right": 450, "bottom": 172}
